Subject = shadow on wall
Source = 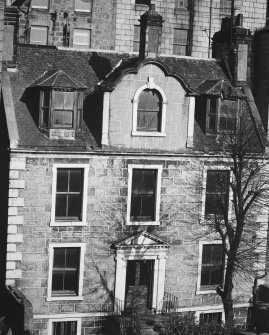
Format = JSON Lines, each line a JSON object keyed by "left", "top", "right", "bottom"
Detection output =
{"left": 88, "top": 52, "right": 113, "bottom": 81}
{"left": 0, "top": 92, "right": 10, "bottom": 310}
{"left": 83, "top": 91, "right": 104, "bottom": 146}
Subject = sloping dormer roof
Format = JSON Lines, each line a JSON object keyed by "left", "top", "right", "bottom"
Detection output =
{"left": 28, "top": 69, "right": 88, "bottom": 90}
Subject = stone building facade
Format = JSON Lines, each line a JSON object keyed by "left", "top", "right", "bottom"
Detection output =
{"left": 7, "top": 0, "right": 268, "bottom": 58}
{"left": 1, "top": 1, "right": 269, "bottom": 335}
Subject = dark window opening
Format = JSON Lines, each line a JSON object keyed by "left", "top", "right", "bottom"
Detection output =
{"left": 201, "top": 244, "right": 224, "bottom": 289}
{"left": 135, "top": 0, "right": 151, "bottom": 4}
{"left": 53, "top": 321, "right": 77, "bottom": 335}
{"left": 200, "top": 312, "right": 222, "bottom": 324}
{"left": 52, "top": 247, "right": 80, "bottom": 296}
{"left": 205, "top": 170, "right": 229, "bottom": 219}
{"left": 55, "top": 168, "right": 83, "bottom": 220}
{"left": 131, "top": 169, "right": 157, "bottom": 221}
{"left": 137, "top": 89, "right": 162, "bottom": 132}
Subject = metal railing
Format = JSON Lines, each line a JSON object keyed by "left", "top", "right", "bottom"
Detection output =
{"left": 99, "top": 296, "right": 125, "bottom": 315}
{"left": 157, "top": 291, "right": 179, "bottom": 314}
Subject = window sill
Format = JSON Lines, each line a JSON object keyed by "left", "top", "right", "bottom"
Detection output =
{"left": 196, "top": 289, "right": 217, "bottom": 295}
{"left": 174, "top": 8, "right": 189, "bottom": 14}
{"left": 32, "top": 6, "right": 49, "bottom": 10}
{"left": 126, "top": 220, "right": 160, "bottom": 226}
{"left": 47, "top": 296, "right": 83, "bottom": 302}
{"left": 132, "top": 131, "right": 166, "bottom": 137}
{"left": 50, "top": 221, "right": 87, "bottom": 227}
{"left": 135, "top": 4, "right": 150, "bottom": 11}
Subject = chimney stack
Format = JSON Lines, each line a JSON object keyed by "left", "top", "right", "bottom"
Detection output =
{"left": 139, "top": 4, "right": 164, "bottom": 59}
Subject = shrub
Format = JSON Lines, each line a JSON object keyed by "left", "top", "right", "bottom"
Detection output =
{"left": 160, "top": 312, "right": 233, "bottom": 335}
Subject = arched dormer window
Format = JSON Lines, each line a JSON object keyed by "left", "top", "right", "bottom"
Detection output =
{"left": 29, "top": 69, "right": 87, "bottom": 140}
{"left": 132, "top": 77, "right": 167, "bottom": 137}
{"left": 137, "top": 89, "right": 162, "bottom": 131}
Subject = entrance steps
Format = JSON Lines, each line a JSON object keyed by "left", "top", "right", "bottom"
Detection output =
{"left": 139, "top": 314, "right": 166, "bottom": 334}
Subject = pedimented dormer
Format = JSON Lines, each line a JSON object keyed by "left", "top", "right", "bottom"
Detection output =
{"left": 28, "top": 69, "right": 87, "bottom": 140}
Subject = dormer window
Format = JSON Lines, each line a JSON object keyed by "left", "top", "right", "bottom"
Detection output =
{"left": 195, "top": 96, "right": 238, "bottom": 134}
{"left": 132, "top": 77, "right": 167, "bottom": 137}
{"left": 137, "top": 89, "right": 162, "bottom": 131}
{"left": 39, "top": 90, "right": 82, "bottom": 130}
{"left": 29, "top": 69, "right": 87, "bottom": 140}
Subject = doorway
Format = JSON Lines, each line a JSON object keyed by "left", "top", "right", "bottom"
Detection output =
{"left": 125, "top": 260, "right": 154, "bottom": 311}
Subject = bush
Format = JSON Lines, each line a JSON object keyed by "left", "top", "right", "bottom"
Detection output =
{"left": 160, "top": 312, "right": 233, "bottom": 335}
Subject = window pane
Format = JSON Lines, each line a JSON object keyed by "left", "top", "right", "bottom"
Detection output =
{"left": 64, "top": 271, "right": 79, "bottom": 292}
{"left": 32, "top": 0, "right": 48, "bottom": 8}
{"left": 201, "top": 244, "right": 223, "bottom": 287}
{"left": 175, "top": 0, "right": 188, "bottom": 8}
{"left": 141, "top": 195, "right": 155, "bottom": 219}
{"left": 67, "top": 194, "right": 81, "bottom": 218}
{"left": 137, "top": 89, "right": 161, "bottom": 131}
{"left": 133, "top": 25, "right": 140, "bottom": 52}
{"left": 53, "top": 110, "right": 73, "bottom": 127}
{"left": 54, "top": 92, "right": 65, "bottom": 109}
{"left": 75, "top": 0, "right": 92, "bottom": 11}
{"left": 57, "top": 169, "right": 69, "bottom": 192}
{"left": 73, "top": 29, "right": 91, "bottom": 49}
{"left": 30, "top": 26, "right": 48, "bottom": 45}
{"left": 69, "top": 169, "right": 82, "bottom": 192}
{"left": 53, "top": 248, "right": 66, "bottom": 268}
{"left": 220, "top": 0, "right": 231, "bottom": 14}
{"left": 173, "top": 29, "right": 188, "bottom": 55}
{"left": 64, "top": 92, "right": 74, "bottom": 109}
{"left": 55, "top": 195, "right": 67, "bottom": 217}
{"left": 53, "top": 321, "right": 77, "bottom": 335}
{"left": 66, "top": 248, "right": 80, "bottom": 268}
{"left": 201, "top": 267, "right": 210, "bottom": 286}
{"left": 43, "top": 91, "right": 50, "bottom": 107}
{"left": 52, "top": 271, "right": 64, "bottom": 291}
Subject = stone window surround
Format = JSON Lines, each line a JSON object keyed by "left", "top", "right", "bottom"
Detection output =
{"left": 114, "top": 247, "right": 167, "bottom": 313}
{"left": 50, "top": 164, "right": 89, "bottom": 227}
{"left": 31, "top": 0, "right": 49, "bottom": 10}
{"left": 195, "top": 308, "right": 224, "bottom": 323}
{"left": 201, "top": 166, "right": 232, "bottom": 221}
{"left": 196, "top": 240, "right": 225, "bottom": 295}
{"left": 132, "top": 77, "right": 167, "bottom": 137}
{"left": 47, "top": 242, "right": 86, "bottom": 301}
{"left": 126, "top": 164, "right": 162, "bottom": 226}
{"left": 74, "top": 0, "right": 92, "bottom": 12}
{"left": 48, "top": 316, "right": 82, "bottom": 335}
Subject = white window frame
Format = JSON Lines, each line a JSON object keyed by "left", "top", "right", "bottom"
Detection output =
{"left": 201, "top": 166, "right": 232, "bottom": 221}
{"left": 74, "top": 0, "right": 92, "bottom": 12}
{"left": 47, "top": 242, "right": 86, "bottom": 301}
{"left": 132, "top": 77, "right": 167, "bottom": 137}
{"left": 126, "top": 164, "right": 162, "bottom": 226}
{"left": 31, "top": 0, "right": 49, "bottom": 9}
{"left": 30, "top": 26, "right": 48, "bottom": 45}
{"left": 196, "top": 240, "right": 224, "bottom": 295}
{"left": 195, "top": 308, "right": 224, "bottom": 323}
{"left": 73, "top": 28, "right": 91, "bottom": 49}
{"left": 48, "top": 317, "right": 81, "bottom": 335}
{"left": 50, "top": 164, "right": 89, "bottom": 227}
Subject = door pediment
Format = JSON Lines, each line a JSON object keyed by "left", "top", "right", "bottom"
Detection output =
{"left": 114, "top": 230, "right": 169, "bottom": 250}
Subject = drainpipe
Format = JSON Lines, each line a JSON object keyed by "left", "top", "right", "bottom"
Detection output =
{"left": 208, "top": 0, "right": 213, "bottom": 58}
{"left": 187, "top": 0, "right": 194, "bottom": 56}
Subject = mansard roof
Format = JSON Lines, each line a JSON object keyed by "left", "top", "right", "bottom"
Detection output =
{"left": 2, "top": 44, "right": 258, "bottom": 151}
{"left": 114, "top": 230, "right": 170, "bottom": 250}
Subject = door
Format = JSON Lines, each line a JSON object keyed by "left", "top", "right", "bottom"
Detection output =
{"left": 125, "top": 260, "right": 154, "bottom": 311}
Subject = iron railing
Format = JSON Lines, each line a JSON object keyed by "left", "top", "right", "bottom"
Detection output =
{"left": 157, "top": 291, "right": 179, "bottom": 314}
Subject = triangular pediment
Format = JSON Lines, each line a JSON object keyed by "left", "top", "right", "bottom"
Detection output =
{"left": 114, "top": 230, "right": 169, "bottom": 250}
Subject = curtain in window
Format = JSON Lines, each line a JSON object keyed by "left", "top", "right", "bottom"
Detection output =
{"left": 137, "top": 89, "right": 161, "bottom": 131}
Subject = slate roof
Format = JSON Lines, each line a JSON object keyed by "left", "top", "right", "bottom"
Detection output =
{"left": 5, "top": 44, "right": 246, "bottom": 151}
{"left": 28, "top": 69, "right": 88, "bottom": 90}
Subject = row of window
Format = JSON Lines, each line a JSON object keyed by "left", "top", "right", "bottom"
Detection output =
{"left": 29, "top": 26, "right": 91, "bottom": 49}
{"left": 47, "top": 241, "right": 223, "bottom": 301}
{"left": 31, "top": 0, "right": 92, "bottom": 12}
{"left": 51, "top": 165, "right": 230, "bottom": 226}
{"left": 133, "top": 25, "right": 188, "bottom": 56}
